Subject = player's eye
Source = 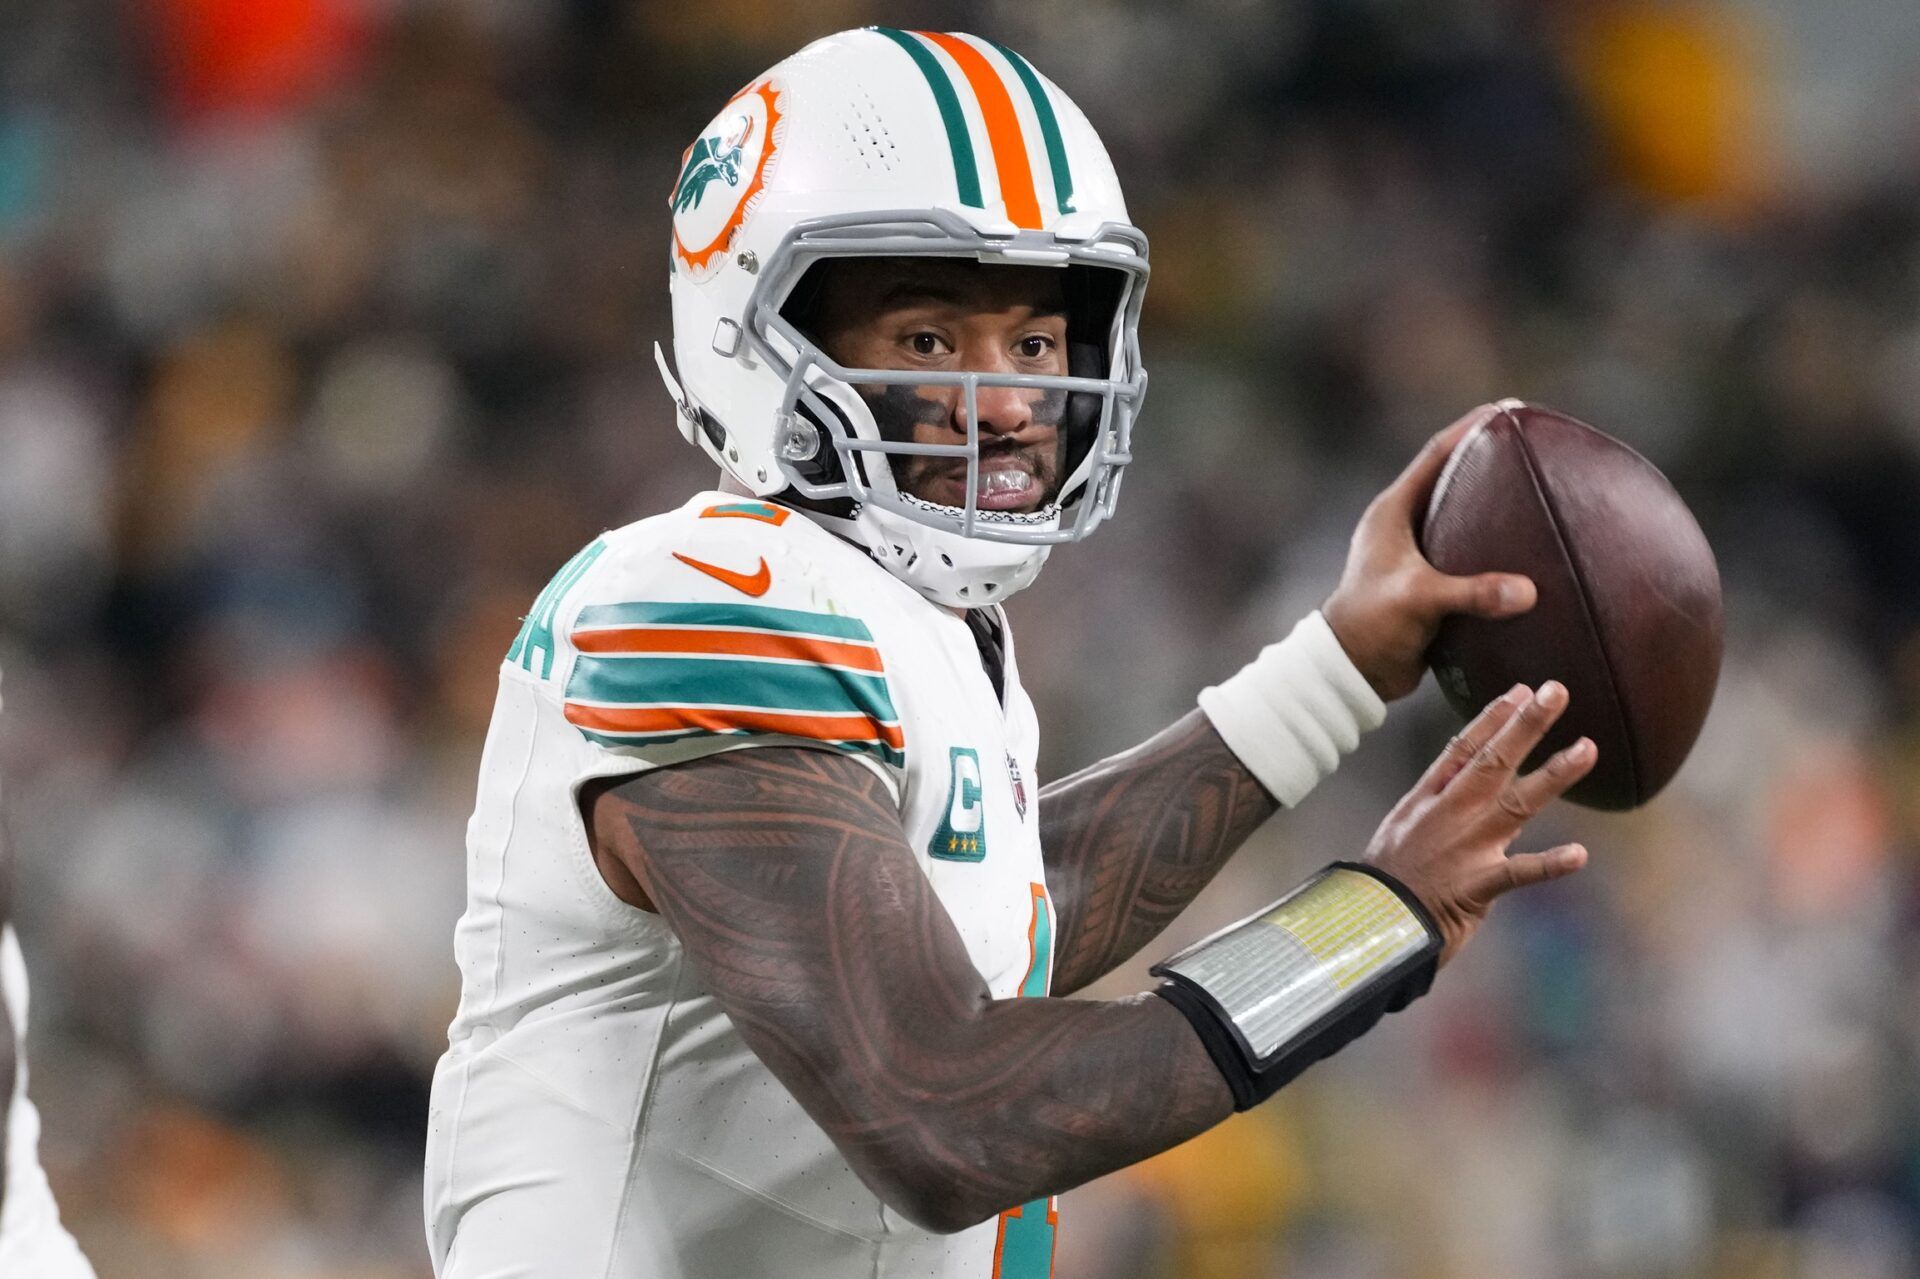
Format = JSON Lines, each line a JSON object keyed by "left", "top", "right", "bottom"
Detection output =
{"left": 1017, "top": 335, "right": 1055, "bottom": 359}
{"left": 907, "top": 331, "right": 948, "bottom": 357}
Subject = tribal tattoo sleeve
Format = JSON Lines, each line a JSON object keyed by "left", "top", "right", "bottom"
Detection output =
{"left": 1038, "top": 710, "right": 1278, "bottom": 996}
{"left": 585, "top": 747, "right": 1233, "bottom": 1232}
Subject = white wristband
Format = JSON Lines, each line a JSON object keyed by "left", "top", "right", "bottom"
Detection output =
{"left": 1198, "top": 610, "right": 1387, "bottom": 807}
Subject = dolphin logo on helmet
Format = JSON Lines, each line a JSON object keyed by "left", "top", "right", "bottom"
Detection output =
{"left": 672, "top": 114, "right": 757, "bottom": 214}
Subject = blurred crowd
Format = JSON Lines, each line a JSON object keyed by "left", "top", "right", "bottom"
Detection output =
{"left": 2, "top": 0, "right": 1920, "bottom": 1276}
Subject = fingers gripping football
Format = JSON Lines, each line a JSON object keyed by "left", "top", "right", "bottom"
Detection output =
{"left": 1432, "top": 568, "right": 1537, "bottom": 625}
{"left": 1366, "top": 681, "right": 1594, "bottom": 963}
{"left": 1378, "top": 406, "right": 1498, "bottom": 522}
{"left": 1324, "top": 412, "right": 1537, "bottom": 703}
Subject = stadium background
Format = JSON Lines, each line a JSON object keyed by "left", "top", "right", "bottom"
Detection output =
{"left": 2, "top": 0, "right": 1918, "bottom": 1275}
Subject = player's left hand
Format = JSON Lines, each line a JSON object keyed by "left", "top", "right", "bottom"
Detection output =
{"left": 1323, "top": 406, "right": 1537, "bottom": 701}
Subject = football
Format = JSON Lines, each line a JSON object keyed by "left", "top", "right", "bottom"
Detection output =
{"left": 1417, "top": 401, "right": 1724, "bottom": 810}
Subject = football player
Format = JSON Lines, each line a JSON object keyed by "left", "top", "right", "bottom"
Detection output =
{"left": 0, "top": 669, "right": 97, "bottom": 1276}
{"left": 425, "top": 29, "right": 1593, "bottom": 1279}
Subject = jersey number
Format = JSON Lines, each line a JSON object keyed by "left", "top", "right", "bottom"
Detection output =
{"left": 996, "top": 884, "right": 1057, "bottom": 1278}
{"left": 508, "top": 538, "right": 606, "bottom": 680}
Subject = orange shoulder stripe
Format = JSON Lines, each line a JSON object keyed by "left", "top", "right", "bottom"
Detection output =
{"left": 571, "top": 626, "right": 884, "bottom": 671}
{"left": 564, "top": 702, "right": 906, "bottom": 751}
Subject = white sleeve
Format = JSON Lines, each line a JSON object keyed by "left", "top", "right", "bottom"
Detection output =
{"left": 512, "top": 515, "right": 909, "bottom": 802}
{"left": 1197, "top": 610, "right": 1387, "bottom": 808}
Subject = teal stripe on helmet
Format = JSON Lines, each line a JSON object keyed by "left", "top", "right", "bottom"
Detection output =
{"left": 568, "top": 654, "right": 899, "bottom": 725}
{"left": 985, "top": 38, "right": 1076, "bottom": 216}
{"left": 871, "top": 27, "right": 984, "bottom": 209}
{"left": 574, "top": 601, "right": 876, "bottom": 643}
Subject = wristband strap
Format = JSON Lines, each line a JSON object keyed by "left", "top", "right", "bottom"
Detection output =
{"left": 1152, "top": 862, "right": 1440, "bottom": 1110}
{"left": 1198, "top": 611, "right": 1386, "bottom": 808}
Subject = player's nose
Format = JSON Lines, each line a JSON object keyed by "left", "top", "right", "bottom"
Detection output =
{"left": 957, "top": 381, "right": 1034, "bottom": 438}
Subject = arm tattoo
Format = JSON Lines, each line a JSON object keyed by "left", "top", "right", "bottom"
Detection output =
{"left": 1040, "top": 710, "right": 1278, "bottom": 996}
{"left": 587, "top": 747, "right": 1233, "bottom": 1232}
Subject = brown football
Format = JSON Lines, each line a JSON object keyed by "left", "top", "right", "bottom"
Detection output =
{"left": 1417, "top": 401, "right": 1724, "bottom": 810}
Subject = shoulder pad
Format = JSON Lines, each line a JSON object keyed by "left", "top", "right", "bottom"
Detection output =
{"left": 510, "top": 501, "right": 905, "bottom": 774}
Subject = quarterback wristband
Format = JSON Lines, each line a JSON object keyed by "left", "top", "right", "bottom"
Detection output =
{"left": 1198, "top": 611, "right": 1387, "bottom": 808}
{"left": 1151, "top": 863, "right": 1440, "bottom": 1111}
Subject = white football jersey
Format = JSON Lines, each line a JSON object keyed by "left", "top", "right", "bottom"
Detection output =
{"left": 0, "top": 927, "right": 96, "bottom": 1278}
{"left": 426, "top": 492, "right": 1062, "bottom": 1279}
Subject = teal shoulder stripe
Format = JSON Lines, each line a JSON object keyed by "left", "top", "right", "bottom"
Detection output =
{"left": 578, "top": 725, "right": 905, "bottom": 769}
{"left": 575, "top": 601, "right": 876, "bottom": 643}
{"left": 568, "top": 655, "right": 899, "bottom": 724}
{"left": 871, "top": 27, "right": 983, "bottom": 208}
{"left": 509, "top": 538, "right": 607, "bottom": 679}
{"left": 987, "top": 39, "right": 1075, "bottom": 215}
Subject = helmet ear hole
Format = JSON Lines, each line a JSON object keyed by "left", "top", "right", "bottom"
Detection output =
{"left": 793, "top": 396, "right": 854, "bottom": 488}
{"left": 782, "top": 259, "right": 864, "bottom": 494}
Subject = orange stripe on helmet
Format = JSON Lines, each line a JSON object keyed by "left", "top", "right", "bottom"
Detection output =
{"left": 918, "top": 32, "right": 1043, "bottom": 229}
{"left": 564, "top": 702, "right": 906, "bottom": 751}
{"left": 571, "top": 626, "right": 885, "bottom": 672}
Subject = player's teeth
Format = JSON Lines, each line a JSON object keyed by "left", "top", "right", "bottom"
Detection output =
{"left": 980, "top": 469, "right": 1031, "bottom": 496}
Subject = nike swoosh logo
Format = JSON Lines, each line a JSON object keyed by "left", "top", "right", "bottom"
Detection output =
{"left": 673, "top": 552, "right": 772, "bottom": 597}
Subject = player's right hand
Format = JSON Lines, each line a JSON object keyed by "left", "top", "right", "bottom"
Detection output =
{"left": 1364, "top": 681, "right": 1594, "bottom": 964}
{"left": 1322, "top": 408, "right": 1538, "bottom": 703}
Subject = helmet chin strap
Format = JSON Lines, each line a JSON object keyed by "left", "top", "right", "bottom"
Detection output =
{"left": 653, "top": 342, "right": 700, "bottom": 436}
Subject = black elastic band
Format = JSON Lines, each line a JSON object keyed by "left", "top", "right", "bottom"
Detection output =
{"left": 1153, "top": 863, "right": 1442, "bottom": 1111}
{"left": 1154, "top": 978, "right": 1260, "bottom": 1111}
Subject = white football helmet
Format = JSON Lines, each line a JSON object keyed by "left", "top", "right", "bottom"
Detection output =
{"left": 656, "top": 27, "right": 1149, "bottom": 608}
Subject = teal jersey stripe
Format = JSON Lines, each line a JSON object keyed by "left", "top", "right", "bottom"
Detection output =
{"left": 575, "top": 601, "right": 876, "bottom": 643}
{"left": 997, "top": 1199, "right": 1057, "bottom": 1277}
{"left": 1020, "top": 896, "right": 1053, "bottom": 998}
{"left": 987, "top": 39, "right": 1076, "bottom": 216}
{"left": 1003, "top": 890, "right": 1058, "bottom": 1277}
{"left": 577, "top": 725, "right": 905, "bottom": 769}
{"left": 871, "top": 27, "right": 983, "bottom": 208}
{"left": 569, "top": 654, "right": 899, "bottom": 725}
